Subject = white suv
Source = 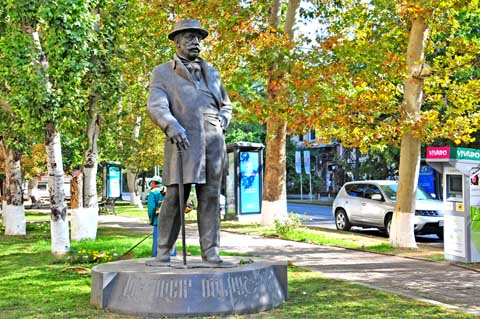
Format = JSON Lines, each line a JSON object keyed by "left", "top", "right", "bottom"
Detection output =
{"left": 332, "top": 180, "right": 444, "bottom": 239}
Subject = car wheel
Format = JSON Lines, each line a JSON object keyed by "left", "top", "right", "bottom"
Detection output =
{"left": 385, "top": 215, "right": 392, "bottom": 237}
{"left": 335, "top": 209, "right": 351, "bottom": 231}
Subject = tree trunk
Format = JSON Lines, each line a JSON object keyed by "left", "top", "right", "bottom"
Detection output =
{"left": 0, "top": 140, "right": 26, "bottom": 235}
{"left": 390, "top": 16, "right": 429, "bottom": 248}
{"left": 127, "top": 116, "right": 143, "bottom": 208}
{"left": 73, "top": 107, "right": 100, "bottom": 240}
{"left": 261, "top": 0, "right": 301, "bottom": 226}
{"left": 28, "top": 178, "right": 39, "bottom": 208}
{"left": 127, "top": 169, "right": 142, "bottom": 208}
{"left": 45, "top": 122, "right": 70, "bottom": 254}
{"left": 262, "top": 117, "right": 288, "bottom": 225}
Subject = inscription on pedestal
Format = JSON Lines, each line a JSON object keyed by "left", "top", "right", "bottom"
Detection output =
{"left": 122, "top": 277, "right": 192, "bottom": 303}
{"left": 201, "top": 268, "right": 277, "bottom": 300}
{"left": 155, "top": 279, "right": 192, "bottom": 300}
{"left": 123, "top": 277, "right": 149, "bottom": 302}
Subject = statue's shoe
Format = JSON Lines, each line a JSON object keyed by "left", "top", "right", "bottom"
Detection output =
{"left": 202, "top": 255, "right": 236, "bottom": 268}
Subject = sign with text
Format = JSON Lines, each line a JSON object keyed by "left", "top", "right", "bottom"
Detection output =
{"left": 426, "top": 147, "right": 451, "bottom": 159}
{"left": 453, "top": 148, "right": 480, "bottom": 161}
{"left": 427, "top": 147, "right": 480, "bottom": 162}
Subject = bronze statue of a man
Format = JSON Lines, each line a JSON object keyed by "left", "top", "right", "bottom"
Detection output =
{"left": 147, "top": 19, "right": 232, "bottom": 265}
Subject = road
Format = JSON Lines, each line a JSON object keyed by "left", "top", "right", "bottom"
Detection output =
{"left": 287, "top": 201, "right": 443, "bottom": 246}
{"left": 287, "top": 202, "right": 335, "bottom": 227}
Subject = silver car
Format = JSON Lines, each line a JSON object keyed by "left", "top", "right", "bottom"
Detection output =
{"left": 332, "top": 180, "right": 444, "bottom": 238}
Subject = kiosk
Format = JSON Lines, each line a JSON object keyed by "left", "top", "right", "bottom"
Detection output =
{"left": 224, "top": 142, "right": 264, "bottom": 223}
{"left": 426, "top": 146, "right": 480, "bottom": 263}
{"left": 100, "top": 161, "right": 122, "bottom": 214}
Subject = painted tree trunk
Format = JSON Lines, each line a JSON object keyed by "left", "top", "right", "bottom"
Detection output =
{"left": 1, "top": 142, "right": 26, "bottom": 235}
{"left": 70, "top": 173, "right": 92, "bottom": 241}
{"left": 127, "top": 169, "right": 142, "bottom": 208}
{"left": 390, "top": 16, "right": 429, "bottom": 248}
{"left": 45, "top": 122, "right": 70, "bottom": 254}
{"left": 73, "top": 109, "right": 100, "bottom": 241}
{"left": 261, "top": 0, "right": 300, "bottom": 226}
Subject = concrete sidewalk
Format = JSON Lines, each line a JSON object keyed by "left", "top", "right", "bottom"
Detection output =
{"left": 98, "top": 216, "right": 480, "bottom": 316}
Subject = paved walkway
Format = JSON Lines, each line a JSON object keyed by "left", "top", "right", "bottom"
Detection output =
{"left": 98, "top": 215, "right": 480, "bottom": 316}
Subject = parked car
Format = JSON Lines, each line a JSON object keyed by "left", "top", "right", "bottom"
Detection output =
{"left": 332, "top": 180, "right": 444, "bottom": 239}
{"left": 34, "top": 175, "right": 72, "bottom": 205}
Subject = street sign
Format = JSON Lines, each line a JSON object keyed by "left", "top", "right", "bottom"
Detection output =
{"left": 304, "top": 150, "right": 310, "bottom": 175}
{"left": 295, "top": 151, "right": 301, "bottom": 174}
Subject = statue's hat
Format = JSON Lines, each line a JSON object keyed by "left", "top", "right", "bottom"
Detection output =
{"left": 168, "top": 19, "right": 208, "bottom": 41}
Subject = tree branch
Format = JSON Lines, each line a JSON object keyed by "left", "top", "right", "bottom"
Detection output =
{"left": 0, "top": 98, "right": 11, "bottom": 112}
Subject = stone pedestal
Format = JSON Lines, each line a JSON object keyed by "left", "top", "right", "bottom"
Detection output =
{"left": 91, "top": 257, "right": 287, "bottom": 317}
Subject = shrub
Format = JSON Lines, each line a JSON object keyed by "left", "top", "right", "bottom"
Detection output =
{"left": 274, "top": 213, "right": 301, "bottom": 236}
{"left": 66, "top": 248, "right": 118, "bottom": 264}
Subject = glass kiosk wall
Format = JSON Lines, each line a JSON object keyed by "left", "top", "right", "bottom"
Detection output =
{"left": 427, "top": 147, "right": 480, "bottom": 263}
{"left": 224, "top": 142, "right": 264, "bottom": 223}
{"left": 101, "top": 161, "right": 123, "bottom": 201}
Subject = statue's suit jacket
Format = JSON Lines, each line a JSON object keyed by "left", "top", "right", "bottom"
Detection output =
{"left": 147, "top": 54, "right": 232, "bottom": 186}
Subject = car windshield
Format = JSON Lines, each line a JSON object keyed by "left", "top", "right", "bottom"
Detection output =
{"left": 379, "top": 184, "right": 434, "bottom": 201}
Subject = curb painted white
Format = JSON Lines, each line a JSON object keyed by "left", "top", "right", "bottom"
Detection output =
{"left": 3, "top": 204, "right": 26, "bottom": 235}
{"left": 51, "top": 218, "right": 70, "bottom": 255}
{"left": 71, "top": 207, "right": 98, "bottom": 241}
{"left": 261, "top": 200, "right": 288, "bottom": 226}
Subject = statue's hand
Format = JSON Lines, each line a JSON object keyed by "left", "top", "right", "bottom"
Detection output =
{"left": 219, "top": 115, "right": 227, "bottom": 133}
{"left": 166, "top": 125, "right": 190, "bottom": 150}
{"left": 175, "top": 135, "right": 190, "bottom": 150}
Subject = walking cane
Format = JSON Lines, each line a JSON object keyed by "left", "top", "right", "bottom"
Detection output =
{"left": 177, "top": 146, "right": 187, "bottom": 266}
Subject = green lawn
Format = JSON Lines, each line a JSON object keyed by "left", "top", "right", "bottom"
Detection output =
{"left": 0, "top": 224, "right": 477, "bottom": 318}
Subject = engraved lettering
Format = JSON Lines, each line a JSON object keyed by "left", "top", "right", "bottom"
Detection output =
{"left": 123, "top": 276, "right": 136, "bottom": 298}
{"left": 202, "top": 278, "right": 228, "bottom": 299}
{"left": 155, "top": 279, "right": 191, "bottom": 300}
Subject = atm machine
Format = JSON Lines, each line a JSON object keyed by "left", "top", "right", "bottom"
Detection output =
{"left": 426, "top": 146, "right": 480, "bottom": 263}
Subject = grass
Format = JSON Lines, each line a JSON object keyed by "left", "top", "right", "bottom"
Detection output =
{"left": 0, "top": 225, "right": 477, "bottom": 319}
{"left": 108, "top": 204, "right": 147, "bottom": 219}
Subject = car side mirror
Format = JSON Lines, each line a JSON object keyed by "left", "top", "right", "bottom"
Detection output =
{"left": 371, "top": 194, "right": 382, "bottom": 201}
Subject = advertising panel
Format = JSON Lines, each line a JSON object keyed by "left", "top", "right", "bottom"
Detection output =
{"left": 107, "top": 165, "right": 121, "bottom": 198}
{"left": 418, "top": 165, "right": 435, "bottom": 195}
{"left": 239, "top": 151, "right": 261, "bottom": 214}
